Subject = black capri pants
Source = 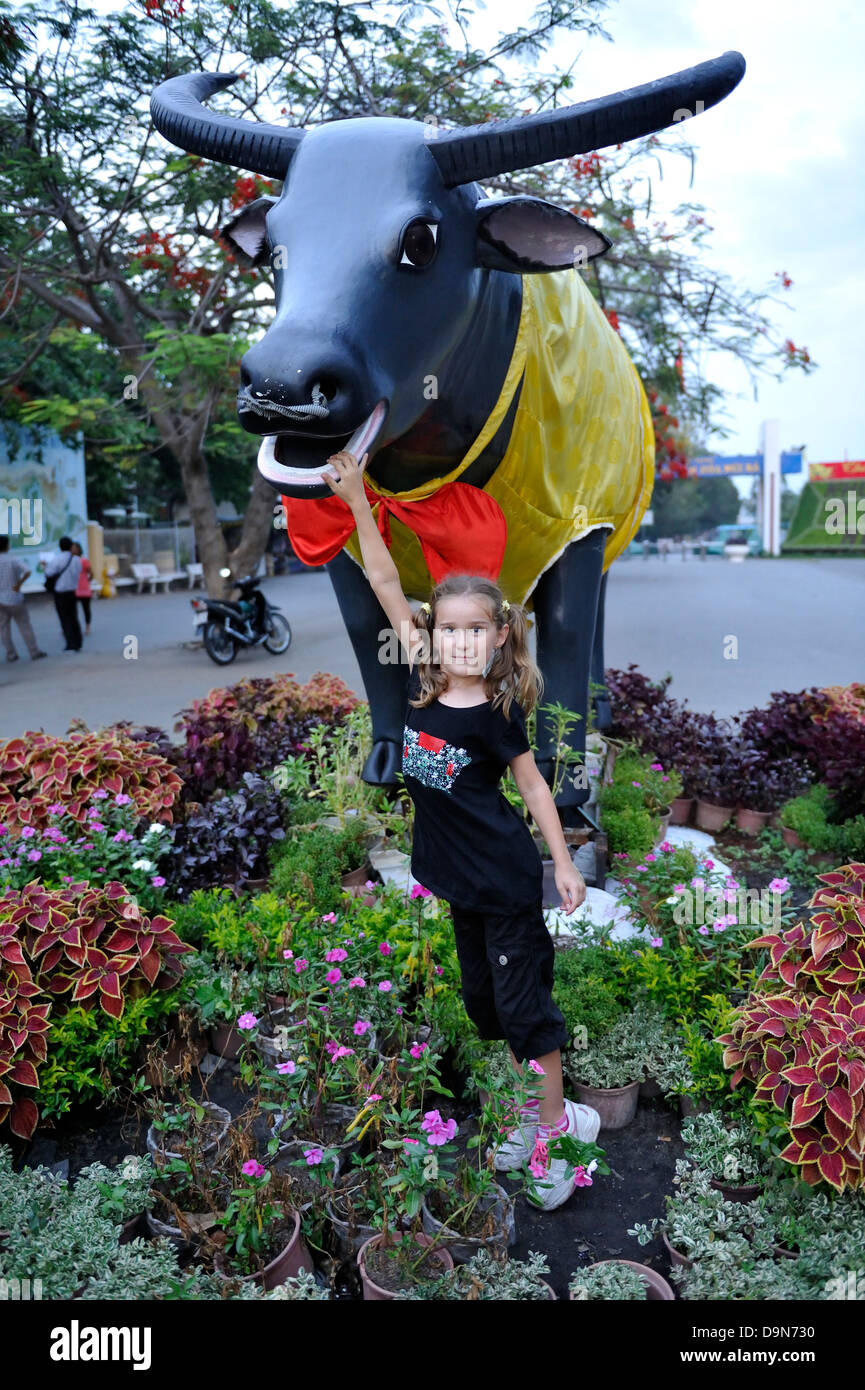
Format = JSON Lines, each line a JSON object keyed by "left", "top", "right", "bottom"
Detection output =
{"left": 448, "top": 898, "right": 569, "bottom": 1064}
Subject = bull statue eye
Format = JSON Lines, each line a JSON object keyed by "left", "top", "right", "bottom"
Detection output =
{"left": 399, "top": 220, "right": 439, "bottom": 268}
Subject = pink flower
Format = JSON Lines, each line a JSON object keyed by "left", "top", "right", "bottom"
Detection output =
{"left": 410, "top": 1042, "right": 428, "bottom": 1058}
{"left": 113, "top": 829, "right": 133, "bottom": 843}
{"left": 528, "top": 1139, "right": 548, "bottom": 1177}
{"left": 151, "top": 876, "right": 166, "bottom": 887}
{"left": 330, "top": 1046, "right": 354, "bottom": 1061}
{"left": 410, "top": 884, "right": 432, "bottom": 898}
{"left": 644, "top": 853, "right": 657, "bottom": 862}
{"left": 47, "top": 803, "right": 65, "bottom": 816}
{"left": 769, "top": 877, "right": 790, "bottom": 894}
{"left": 237, "top": 1011, "right": 258, "bottom": 1030}
{"left": 325, "top": 968, "right": 342, "bottom": 985}
{"left": 115, "top": 793, "right": 132, "bottom": 805}
{"left": 379, "top": 942, "right": 392, "bottom": 956}
{"left": 403, "top": 1137, "right": 419, "bottom": 1148}
{"left": 353, "top": 1020, "right": 371, "bottom": 1035}
{"left": 304, "top": 1148, "right": 324, "bottom": 1166}
{"left": 89, "top": 822, "right": 105, "bottom": 832}
{"left": 277, "top": 1060, "right": 296, "bottom": 1075}
{"left": 702, "top": 858, "right": 715, "bottom": 870}
{"left": 650, "top": 936, "right": 663, "bottom": 948}
{"left": 242, "top": 1159, "right": 266, "bottom": 1178}
{"left": 572, "top": 1164, "right": 594, "bottom": 1188}
{"left": 724, "top": 913, "right": 737, "bottom": 926}
{"left": 283, "top": 949, "right": 294, "bottom": 960}
{"left": 631, "top": 780, "right": 642, "bottom": 787}
{"left": 348, "top": 976, "right": 366, "bottom": 988}
{"left": 690, "top": 877, "right": 705, "bottom": 890}
{"left": 661, "top": 775, "right": 669, "bottom": 782}
{"left": 378, "top": 981, "right": 392, "bottom": 992}
{"left": 295, "top": 958, "right": 309, "bottom": 974}
{"left": 395, "top": 1006, "right": 403, "bottom": 1016}
{"left": 320, "top": 912, "right": 337, "bottom": 923}
{"left": 713, "top": 921, "right": 726, "bottom": 933}
{"left": 27, "top": 849, "right": 42, "bottom": 862}
{"left": 421, "top": 1110, "right": 458, "bottom": 1146}
{"left": 673, "top": 884, "right": 686, "bottom": 894}
{"left": 528, "top": 1059, "right": 545, "bottom": 1075}
{"left": 20, "top": 826, "right": 36, "bottom": 839}
{"left": 635, "top": 865, "right": 648, "bottom": 873}
{"left": 698, "top": 925, "right": 709, "bottom": 936}
{"left": 325, "top": 948, "right": 348, "bottom": 963}
{"left": 722, "top": 887, "right": 737, "bottom": 902}
{"left": 649, "top": 762, "right": 663, "bottom": 772}
{"left": 614, "top": 852, "right": 630, "bottom": 860}
{"left": 90, "top": 789, "right": 109, "bottom": 799}
{"left": 366, "top": 1093, "right": 382, "bottom": 1105}
{"left": 434, "top": 966, "right": 444, "bottom": 976}
{"left": 364, "top": 880, "right": 376, "bottom": 890}
{"left": 658, "top": 841, "right": 674, "bottom": 852}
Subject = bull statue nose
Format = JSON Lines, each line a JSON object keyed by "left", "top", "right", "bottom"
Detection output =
{"left": 238, "top": 341, "right": 367, "bottom": 433}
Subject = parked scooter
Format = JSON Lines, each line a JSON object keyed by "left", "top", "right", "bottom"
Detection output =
{"left": 192, "top": 568, "right": 292, "bottom": 665}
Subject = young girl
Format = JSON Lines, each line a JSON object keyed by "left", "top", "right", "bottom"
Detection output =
{"left": 324, "top": 448, "right": 601, "bottom": 1212}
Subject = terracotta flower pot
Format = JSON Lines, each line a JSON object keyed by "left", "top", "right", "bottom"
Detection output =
{"left": 357, "top": 1230, "right": 454, "bottom": 1301}
{"left": 735, "top": 806, "right": 772, "bottom": 836}
{"left": 215, "top": 1207, "right": 314, "bottom": 1290}
{"left": 661, "top": 1232, "right": 693, "bottom": 1270}
{"left": 695, "top": 799, "right": 734, "bottom": 832}
{"left": 420, "top": 1184, "right": 515, "bottom": 1263}
{"left": 654, "top": 808, "right": 672, "bottom": 842}
{"left": 340, "top": 865, "right": 371, "bottom": 890}
{"left": 669, "top": 796, "right": 694, "bottom": 826}
{"left": 571, "top": 1259, "right": 675, "bottom": 1301}
{"left": 781, "top": 826, "right": 805, "bottom": 850}
{"left": 573, "top": 1079, "right": 639, "bottom": 1129}
{"left": 208, "top": 1021, "right": 244, "bottom": 1061}
{"left": 709, "top": 1177, "right": 762, "bottom": 1204}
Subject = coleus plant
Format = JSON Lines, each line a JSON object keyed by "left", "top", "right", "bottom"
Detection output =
{"left": 718, "top": 863, "right": 865, "bottom": 1192}
{"left": 0, "top": 730, "right": 182, "bottom": 834}
{"left": 0, "top": 881, "right": 192, "bottom": 1138}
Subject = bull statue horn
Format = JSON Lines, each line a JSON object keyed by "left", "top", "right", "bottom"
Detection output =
{"left": 427, "top": 51, "right": 746, "bottom": 187}
{"left": 150, "top": 71, "right": 305, "bottom": 179}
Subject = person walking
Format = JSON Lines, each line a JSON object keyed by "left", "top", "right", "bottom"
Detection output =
{"left": 44, "top": 536, "right": 83, "bottom": 652}
{"left": 323, "top": 446, "right": 600, "bottom": 1213}
{"left": 0, "top": 535, "right": 47, "bottom": 662}
{"left": 71, "top": 542, "right": 93, "bottom": 636}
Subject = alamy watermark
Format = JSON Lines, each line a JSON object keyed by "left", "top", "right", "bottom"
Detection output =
{"left": 669, "top": 884, "right": 782, "bottom": 928}
{"left": 0, "top": 1277, "right": 42, "bottom": 1299}
{"left": 0, "top": 497, "right": 43, "bottom": 544}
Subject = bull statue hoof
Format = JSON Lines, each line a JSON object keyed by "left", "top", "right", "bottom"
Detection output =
{"left": 362, "top": 738, "right": 403, "bottom": 787}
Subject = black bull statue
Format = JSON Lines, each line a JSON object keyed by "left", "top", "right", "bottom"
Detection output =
{"left": 151, "top": 51, "right": 744, "bottom": 812}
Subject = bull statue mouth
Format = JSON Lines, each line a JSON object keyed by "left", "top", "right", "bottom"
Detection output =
{"left": 256, "top": 400, "right": 388, "bottom": 492}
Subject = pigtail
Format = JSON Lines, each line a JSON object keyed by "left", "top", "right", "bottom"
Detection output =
{"left": 409, "top": 602, "right": 448, "bottom": 708}
{"left": 487, "top": 599, "right": 543, "bottom": 719}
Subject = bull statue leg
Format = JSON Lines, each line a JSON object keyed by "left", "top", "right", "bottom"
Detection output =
{"left": 327, "top": 546, "right": 408, "bottom": 785}
{"left": 531, "top": 529, "right": 609, "bottom": 818}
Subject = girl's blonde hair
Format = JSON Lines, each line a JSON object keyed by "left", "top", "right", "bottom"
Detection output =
{"left": 409, "top": 573, "right": 543, "bottom": 719}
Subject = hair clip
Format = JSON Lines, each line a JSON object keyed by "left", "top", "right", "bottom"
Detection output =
{"left": 420, "top": 601, "right": 432, "bottom": 614}
{"left": 501, "top": 599, "right": 510, "bottom": 612}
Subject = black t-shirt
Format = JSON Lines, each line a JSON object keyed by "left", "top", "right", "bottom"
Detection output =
{"left": 402, "top": 666, "right": 543, "bottom": 912}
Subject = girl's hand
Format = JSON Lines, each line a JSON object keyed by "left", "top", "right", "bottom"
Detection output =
{"left": 555, "top": 863, "right": 586, "bottom": 915}
{"left": 324, "top": 450, "right": 369, "bottom": 509}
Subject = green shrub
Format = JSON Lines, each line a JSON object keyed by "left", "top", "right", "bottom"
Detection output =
{"left": 779, "top": 784, "right": 865, "bottom": 857}
{"left": 269, "top": 822, "right": 369, "bottom": 914}
{"left": 601, "top": 803, "right": 657, "bottom": 859}
{"left": 553, "top": 944, "right": 631, "bottom": 1042}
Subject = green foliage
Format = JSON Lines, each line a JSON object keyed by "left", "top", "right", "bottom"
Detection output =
{"left": 553, "top": 943, "right": 630, "bottom": 1042}
{"left": 269, "top": 823, "right": 370, "bottom": 915}
{"left": 779, "top": 784, "right": 865, "bottom": 858}
{"left": 36, "top": 989, "right": 179, "bottom": 1121}
{"left": 569, "top": 1262, "right": 649, "bottom": 1301}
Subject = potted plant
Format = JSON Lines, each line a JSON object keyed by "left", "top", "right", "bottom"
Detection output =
{"left": 569, "top": 1260, "right": 674, "bottom": 1301}
{"left": 416, "top": 1107, "right": 516, "bottom": 1263}
{"left": 212, "top": 1161, "right": 313, "bottom": 1289}
{"left": 692, "top": 726, "right": 739, "bottom": 832}
{"left": 394, "top": 1248, "right": 555, "bottom": 1300}
{"left": 723, "top": 534, "right": 751, "bottom": 562}
{"left": 146, "top": 1096, "right": 232, "bottom": 1167}
{"left": 628, "top": 1159, "right": 773, "bottom": 1272}
{"left": 146, "top": 1154, "right": 229, "bottom": 1249}
{"left": 680, "top": 1111, "right": 775, "bottom": 1202}
{"left": 356, "top": 1228, "right": 454, "bottom": 1300}
{"left": 567, "top": 1004, "right": 665, "bottom": 1128}
{"left": 326, "top": 1149, "right": 396, "bottom": 1259}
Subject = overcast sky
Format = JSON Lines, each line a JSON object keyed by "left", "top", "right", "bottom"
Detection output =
{"left": 454, "top": 0, "right": 865, "bottom": 482}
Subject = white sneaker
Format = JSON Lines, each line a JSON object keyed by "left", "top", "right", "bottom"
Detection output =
{"left": 491, "top": 1104, "right": 539, "bottom": 1172}
{"left": 526, "top": 1100, "right": 601, "bottom": 1212}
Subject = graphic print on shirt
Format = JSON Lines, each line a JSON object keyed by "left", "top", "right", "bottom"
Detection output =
{"left": 402, "top": 726, "right": 471, "bottom": 793}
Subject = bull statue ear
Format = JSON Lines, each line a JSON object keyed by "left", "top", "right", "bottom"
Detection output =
{"left": 220, "top": 195, "right": 279, "bottom": 266}
{"left": 475, "top": 195, "right": 611, "bottom": 273}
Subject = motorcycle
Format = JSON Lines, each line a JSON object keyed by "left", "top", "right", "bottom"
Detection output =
{"left": 191, "top": 568, "right": 292, "bottom": 666}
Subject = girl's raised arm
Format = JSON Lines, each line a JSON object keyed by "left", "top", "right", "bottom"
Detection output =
{"left": 324, "top": 450, "right": 425, "bottom": 666}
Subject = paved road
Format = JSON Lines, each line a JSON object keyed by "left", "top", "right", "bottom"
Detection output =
{"left": 1, "top": 556, "right": 863, "bottom": 739}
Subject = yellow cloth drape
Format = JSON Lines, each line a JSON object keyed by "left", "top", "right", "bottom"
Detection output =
{"left": 345, "top": 267, "right": 654, "bottom": 605}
